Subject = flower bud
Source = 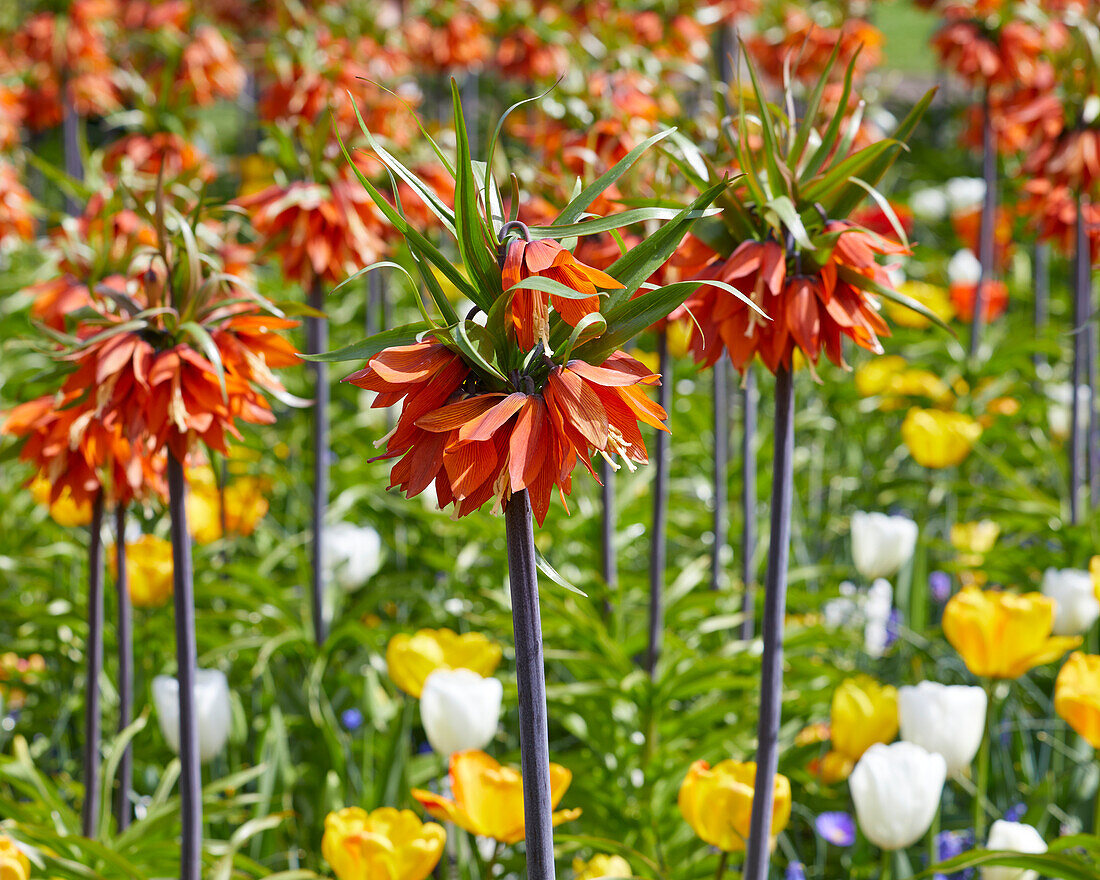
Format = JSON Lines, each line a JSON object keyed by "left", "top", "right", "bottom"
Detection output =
{"left": 419, "top": 668, "right": 502, "bottom": 757}
{"left": 849, "top": 742, "right": 945, "bottom": 850}
{"left": 898, "top": 681, "right": 987, "bottom": 774}
{"left": 153, "top": 668, "right": 232, "bottom": 763}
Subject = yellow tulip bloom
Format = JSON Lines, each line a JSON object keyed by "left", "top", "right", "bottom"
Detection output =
{"left": 386, "top": 629, "right": 502, "bottom": 697}
{"left": 30, "top": 475, "right": 92, "bottom": 527}
{"left": 855, "top": 356, "right": 907, "bottom": 397}
{"left": 322, "top": 807, "right": 445, "bottom": 880}
{"left": 943, "top": 587, "right": 1081, "bottom": 679}
{"left": 186, "top": 466, "right": 269, "bottom": 545}
{"left": 901, "top": 408, "right": 981, "bottom": 468}
{"left": 1090, "top": 556, "right": 1100, "bottom": 601}
{"left": 830, "top": 675, "right": 899, "bottom": 763}
{"left": 666, "top": 319, "right": 694, "bottom": 360}
{"left": 885, "top": 281, "right": 955, "bottom": 329}
{"left": 110, "top": 535, "right": 174, "bottom": 608}
{"left": 678, "top": 759, "right": 791, "bottom": 852}
{"left": 0, "top": 835, "right": 29, "bottom": 880}
{"left": 950, "top": 521, "right": 1000, "bottom": 556}
{"left": 572, "top": 854, "right": 632, "bottom": 880}
{"left": 412, "top": 750, "right": 580, "bottom": 844}
{"left": 1055, "top": 652, "right": 1100, "bottom": 748}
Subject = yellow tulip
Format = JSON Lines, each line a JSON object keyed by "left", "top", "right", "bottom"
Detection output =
{"left": 572, "top": 854, "right": 632, "bottom": 880}
{"left": 412, "top": 750, "right": 580, "bottom": 844}
{"left": 901, "top": 408, "right": 981, "bottom": 468}
{"left": 855, "top": 356, "right": 907, "bottom": 397}
{"left": 110, "top": 535, "right": 174, "bottom": 608}
{"left": 885, "top": 281, "right": 955, "bottom": 329}
{"left": 321, "top": 807, "right": 445, "bottom": 880}
{"left": 30, "top": 475, "right": 92, "bottom": 527}
{"left": 0, "top": 835, "right": 29, "bottom": 880}
{"left": 950, "top": 521, "right": 1000, "bottom": 555}
{"left": 891, "top": 370, "right": 953, "bottom": 404}
{"left": 1055, "top": 652, "right": 1100, "bottom": 748}
{"left": 386, "top": 629, "right": 502, "bottom": 698}
{"left": 186, "top": 466, "right": 269, "bottom": 545}
{"left": 238, "top": 154, "right": 277, "bottom": 198}
{"left": 678, "top": 760, "right": 791, "bottom": 852}
{"left": 830, "top": 676, "right": 899, "bottom": 764}
{"left": 666, "top": 318, "right": 694, "bottom": 360}
{"left": 1090, "top": 556, "right": 1100, "bottom": 601}
{"left": 943, "top": 587, "right": 1081, "bottom": 679}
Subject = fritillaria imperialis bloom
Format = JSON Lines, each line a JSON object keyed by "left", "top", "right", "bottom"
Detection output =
{"left": 898, "top": 682, "right": 987, "bottom": 775}
{"left": 385, "top": 629, "right": 502, "bottom": 698}
{"left": 152, "top": 668, "right": 232, "bottom": 764}
{"left": 1055, "top": 652, "right": 1100, "bottom": 748}
{"left": 943, "top": 587, "right": 1081, "bottom": 678}
{"left": 678, "top": 759, "right": 792, "bottom": 852}
{"left": 412, "top": 750, "right": 580, "bottom": 844}
{"left": 849, "top": 742, "right": 946, "bottom": 851}
{"left": 322, "top": 807, "right": 445, "bottom": 880}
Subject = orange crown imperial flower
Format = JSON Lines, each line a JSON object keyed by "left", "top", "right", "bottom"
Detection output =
{"left": 318, "top": 81, "right": 731, "bottom": 524}
{"left": 675, "top": 42, "right": 939, "bottom": 377}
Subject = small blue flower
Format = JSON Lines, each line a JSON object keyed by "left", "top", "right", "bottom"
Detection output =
{"left": 929, "top": 571, "right": 952, "bottom": 604}
{"left": 934, "top": 830, "right": 975, "bottom": 880}
{"left": 341, "top": 708, "right": 363, "bottom": 732}
{"left": 815, "top": 811, "right": 857, "bottom": 847}
{"left": 785, "top": 863, "right": 807, "bottom": 880}
{"left": 1003, "top": 803, "right": 1026, "bottom": 822}
{"left": 885, "top": 608, "right": 902, "bottom": 649}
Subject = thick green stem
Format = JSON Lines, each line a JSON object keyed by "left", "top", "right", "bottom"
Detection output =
{"left": 881, "top": 849, "right": 892, "bottom": 880}
{"left": 714, "top": 850, "right": 728, "bottom": 880}
{"left": 974, "top": 678, "right": 994, "bottom": 840}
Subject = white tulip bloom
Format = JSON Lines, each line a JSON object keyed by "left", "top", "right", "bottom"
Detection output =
{"left": 898, "top": 682, "right": 987, "bottom": 774}
{"left": 153, "top": 669, "right": 232, "bottom": 764}
{"left": 864, "top": 578, "right": 895, "bottom": 659}
{"left": 851, "top": 512, "right": 919, "bottom": 580}
{"left": 981, "top": 820, "right": 1047, "bottom": 880}
{"left": 945, "top": 177, "right": 986, "bottom": 212}
{"left": 419, "top": 668, "right": 503, "bottom": 757}
{"left": 910, "top": 187, "right": 949, "bottom": 222}
{"left": 1042, "top": 567, "right": 1100, "bottom": 636}
{"left": 1047, "top": 383, "right": 1091, "bottom": 441}
{"left": 849, "top": 742, "right": 946, "bottom": 851}
{"left": 324, "top": 522, "right": 383, "bottom": 590}
{"left": 948, "top": 249, "right": 982, "bottom": 285}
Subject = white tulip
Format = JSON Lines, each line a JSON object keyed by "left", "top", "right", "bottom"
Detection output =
{"left": 419, "top": 668, "right": 503, "bottom": 757}
{"left": 910, "top": 187, "right": 949, "bottom": 222}
{"left": 1042, "top": 568, "right": 1100, "bottom": 636}
{"left": 1047, "top": 383, "right": 1091, "bottom": 441}
{"left": 981, "top": 820, "right": 1047, "bottom": 880}
{"left": 849, "top": 742, "right": 946, "bottom": 850}
{"left": 851, "top": 512, "right": 919, "bottom": 580}
{"left": 945, "top": 177, "right": 986, "bottom": 212}
{"left": 948, "top": 249, "right": 982, "bottom": 285}
{"left": 324, "top": 522, "right": 383, "bottom": 590}
{"left": 864, "top": 578, "right": 895, "bottom": 659}
{"left": 898, "top": 682, "right": 987, "bottom": 774}
{"left": 153, "top": 669, "right": 232, "bottom": 764}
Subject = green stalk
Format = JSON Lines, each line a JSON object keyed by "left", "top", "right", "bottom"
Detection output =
{"left": 974, "top": 678, "right": 994, "bottom": 840}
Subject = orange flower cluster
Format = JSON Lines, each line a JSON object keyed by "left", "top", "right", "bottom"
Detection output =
{"left": 931, "top": 10, "right": 1060, "bottom": 89}
{"left": 403, "top": 12, "right": 491, "bottom": 73}
{"left": 496, "top": 27, "right": 569, "bottom": 82}
{"left": 1020, "top": 179, "right": 1100, "bottom": 260}
{"left": 0, "top": 160, "right": 34, "bottom": 245}
{"left": 176, "top": 24, "right": 246, "bottom": 107}
{"left": 684, "top": 224, "right": 909, "bottom": 373}
{"left": 102, "top": 133, "right": 215, "bottom": 185}
{"left": 3, "top": 0, "right": 120, "bottom": 130}
{"left": 239, "top": 173, "right": 387, "bottom": 287}
{"left": 347, "top": 342, "right": 667, "bottom": 525}
{"left": 748, "top": 10, "right": 883, "bottom": 84}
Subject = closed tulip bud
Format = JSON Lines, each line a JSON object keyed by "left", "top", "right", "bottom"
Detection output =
{"left": 831, "top": 675, "right": 899, "bottom": 765}
{"left": 112, "top": 535, "right": 174, "bottom": 608}
{"left": 153, "top": 669, "right": 232, "bottom": 763}
{"left": 981, "top": 820, "right": 1046, "bottom": 880}
{"left": 325, "top": 521, "right": 384, "bottom": 590}
{"left": 322, "top": 807, "right": 445, "bottom": 880}
{"left": 0, "top": 836, "right": 29, "bottom": 880}
{"left": 902, "top": 408, "right": 982, "bottom": 469}
{"left": 419, "top": 668, "right": 502, "bottom": 756}
{"left": 849, "top": 742, "right": 946, "bottom": 851}
{"left": 897, "top": 681, "right": 987, "bottom": 774}
{"left": 1055, "top": 652, "right": 1100, "bottom": 748}
{"left": 678, "top": 759, "right": 792, "bottom": 852}
{"left": 943, "top": 587, "right": 1081, "bottom": 679}
{"left": 1041, "top": 568, "right": 1100, "bottom": 636}
{"left": 572, "top": 854, "right": 632, "bottom": 880}
{"left": 851, "top": 512, "right": 919, "bottom": 580}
